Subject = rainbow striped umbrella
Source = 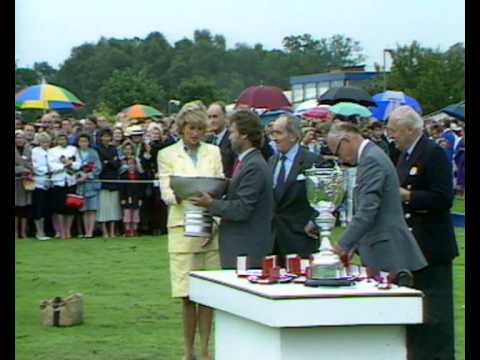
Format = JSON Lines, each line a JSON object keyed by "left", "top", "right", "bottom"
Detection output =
{"left": 123, "top": 104, "right": 163, "bottom": 119}
{"left": 15, "top": 83, "right": 84, "bottom": 110}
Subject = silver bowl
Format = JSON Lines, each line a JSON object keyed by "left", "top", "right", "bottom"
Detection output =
{"left": 170, "top": 176, "right": 227, "bottom": 200}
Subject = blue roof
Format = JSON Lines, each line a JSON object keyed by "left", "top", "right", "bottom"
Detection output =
{"left": 290, "top": 71, "right": 383, "bottom": 84}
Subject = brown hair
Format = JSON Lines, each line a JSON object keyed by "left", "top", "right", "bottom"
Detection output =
{"left": 121, "top": 139, "right": 135, "bottom": 153}
{"left": 228, "top": 110, "right": 264, "bottom": 149}
{"left": 77, "top": 132, "right": 92, "bottom": 144}
{"left": 430, "top": 123, "right": 444, "bottom": 132}
{"left": 369, "top": 122, "right": 384, "bottom": 130}
{"left": 55, "top": 131, "right": 69, "bottom": 140}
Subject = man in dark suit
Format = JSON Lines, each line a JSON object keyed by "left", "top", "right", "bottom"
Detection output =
{"left": 368, "top": 121, "right": 390, "bottom": 157}
{"left": 191, "top": 110, "right": 274, "bottom": 268}
{"left": 308, "top": 122, "right": 427, "bottom": 275}
{"left": 388, "top": 106, "right": 458, "bottom": 360}
{"left": 268, "top": 114, "right": 320, "bottom": 265}
{"left": 206, "top": 102, "right": 237, "bottom": 178}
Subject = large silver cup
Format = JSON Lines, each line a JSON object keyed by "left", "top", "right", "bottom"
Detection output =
{"left": 305, "top": 164, "right": 347, "bottom": 279}
{"left": 169, "top": 176, "right": 227, "bottom": 237}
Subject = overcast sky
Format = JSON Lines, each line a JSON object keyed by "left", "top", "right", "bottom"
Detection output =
{"left": 15, "top": 0, "right": 465, "bottom": 70}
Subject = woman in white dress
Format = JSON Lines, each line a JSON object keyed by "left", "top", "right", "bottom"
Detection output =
{"left": 47, "top": 132, "right": 81, "bottom": 239}
{"left": 31, "top": 132, "right": 53, "bottom": 240}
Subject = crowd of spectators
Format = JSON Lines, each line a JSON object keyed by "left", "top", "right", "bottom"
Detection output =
{"left": 14, "top": 111, "right": 176, "bottom": 239}
{"left": 14, "top": 107, "right": 465, "bottom": 240}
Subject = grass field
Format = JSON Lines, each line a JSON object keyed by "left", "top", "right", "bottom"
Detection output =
{"left": 453, "top": 196, "right": 465, "bottom": 213}
{"left": 16, "top": 228, "right": 465, "bottom": 360}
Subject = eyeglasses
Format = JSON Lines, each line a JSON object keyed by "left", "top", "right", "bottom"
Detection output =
{"left": 333, "top": 137, "right": 347, "bottom": 157}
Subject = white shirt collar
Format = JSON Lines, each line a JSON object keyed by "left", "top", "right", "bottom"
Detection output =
{"left": 357, "top": 139, "right": 370, "bottom": 163}
{"left": 238, "top": 147, "right": 256, "bottom": 161}
{"left": 215, "top": 127, "right": 228, "bottom": 144}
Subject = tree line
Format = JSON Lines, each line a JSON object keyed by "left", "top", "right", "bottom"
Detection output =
{"left": 15, "top": 30, "right": 464, "bottom": 117}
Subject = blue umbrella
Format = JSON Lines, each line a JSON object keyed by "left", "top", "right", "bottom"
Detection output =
{"left": 441, "top": 103, "right": 464, "bottom": 121}
{"left": 258, "top": 109, "right": 294, "bottom": 126}
{"left": 371, "top": 91, "right": 422, "bottom": 121}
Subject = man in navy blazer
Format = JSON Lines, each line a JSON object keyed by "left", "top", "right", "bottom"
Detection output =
{"left": 388, "top": 106, "right": 458, "bottom": 360}
{"left": 206, "top": 102, "right": 237, "bottom": 178}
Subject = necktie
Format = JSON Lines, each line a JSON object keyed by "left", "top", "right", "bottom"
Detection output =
{"left": 397, "top": 151, "right": 409, "bottom": 167}
{"left": 232, "top": 159, "right": 242, "bottom": 177}
{"left": 215, "top": 135, "right": 220, "bottom": 146}
{"left": 274, "top": 155, "right": 287, "bottom": 201}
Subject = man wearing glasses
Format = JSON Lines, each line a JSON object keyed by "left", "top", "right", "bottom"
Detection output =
{"left": 306, "top": 122, "right": 427, "bottom": 280}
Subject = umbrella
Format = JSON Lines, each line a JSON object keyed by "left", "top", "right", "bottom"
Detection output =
{"left": 318, "top": 86, "right": 375, "bottom": 107}
{"left": 236, "top": 85, "right": 292, "bottom": 110}
{"left": 225, "top": 103, "right": 236, "bottom": 113}
{"left": 294, "top": 99, "right": 319, "bottom": 112}
{"left": 441, "top": 103, "right": 465, "bottom": 121}
{"left": 258, "top": 109, "right": 293, "bottom": 126}
{"left": 329, "top": 102, "right": 372, "bottom": 118}
{"left": 15, "top": 83, "right": 84, "bottom": 110}
{"left": 371, "top": 91, "right": 422, "bottom": 121}
{"left": 123, "top": 104, "right": 163, "bottom": 119}
{"left": 301, "top": 107, "right": 330, "bottom": 119}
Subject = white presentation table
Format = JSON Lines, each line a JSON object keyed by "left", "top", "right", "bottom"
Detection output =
{"left": 189, "top": 270, "right": 423, "bottom": 360}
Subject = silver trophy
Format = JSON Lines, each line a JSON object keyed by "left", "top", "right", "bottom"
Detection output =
{"left": 305, "top": 163, "right": 347, "bottom": 279}
{"left": 170, "top": 176, "right": 227, "bottom": 237}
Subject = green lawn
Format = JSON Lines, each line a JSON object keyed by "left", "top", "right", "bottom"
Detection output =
{"left": 453, "top": 196, "right": 465, "bottom": 213}
{"left": 16, "top": 229, "right": 465, "bottom": 360}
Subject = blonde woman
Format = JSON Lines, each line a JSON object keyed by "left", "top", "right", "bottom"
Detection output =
{"left": 157, "top": 101, "right": 223, "bottom": 360}
{"left": 31, "top": 132, "right": 53, "bottom": 240}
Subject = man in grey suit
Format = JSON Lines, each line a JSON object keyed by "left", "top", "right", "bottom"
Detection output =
{"left": 269, "top": 114, "right": 321, "bottom": 265}
{"left": 307, "top": 122, "right": 427, "bottom": 275}
{"left": 191, "top": 110, "right": 274, "bottom": 269}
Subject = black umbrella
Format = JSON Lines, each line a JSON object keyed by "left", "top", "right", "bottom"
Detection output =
{"left": 441, "top": 102, "right": 465, "bottom": 121}
{"left": 318, "top": 87, "right": 376, "bottom": 107}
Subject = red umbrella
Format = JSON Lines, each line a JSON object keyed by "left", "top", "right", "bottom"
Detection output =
{"left": 236, "top": 85, "right": 292, "bottom": 110}
{"left": 302, "top": 107, "right": 330, "bottom": 119}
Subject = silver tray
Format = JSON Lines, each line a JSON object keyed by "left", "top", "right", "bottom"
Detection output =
{"left": 170, "top": 176, "right": 227, "bottom": 200}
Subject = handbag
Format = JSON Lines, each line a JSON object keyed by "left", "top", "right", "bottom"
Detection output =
{"left": 40, "top": 293, "right": 84, "bottom": 327}
{"left": 22, "top": 176, "right": 35, "bottom": 191}
{"left": 65, "top": 193, "right": 85, "bottom": 209}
